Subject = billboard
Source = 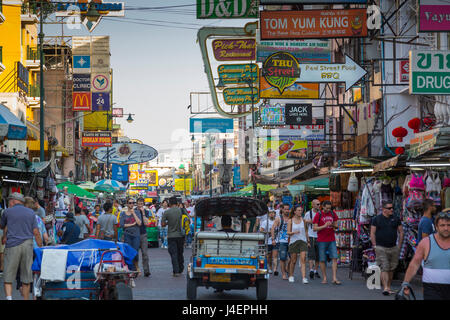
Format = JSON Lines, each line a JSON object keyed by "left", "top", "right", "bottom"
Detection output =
{"left": 190, "top": 118, "right": 234, "bottom": 133}
{"left": 129, "top": 170, "right": 158, "bottom": 187}
{"left": 260, "top": 139, "right": 308, "bottom": 160}
{"left": 419, "top": 0, "right": 450, "bottom": 32}
{"left": 212, "top": 39, "right": 256, "bottom": 61}
{"left": 73, "top": 92, "right": 91, "bottom": 111}
{"left": 409, "top": 50, "right": 450, "bottom": 95}
{"left": 260, "top": 9, "right": 368, "bottom": 40}
{"left": 197, "top": 0, "right": 258, "bottom": 19}
{"left": 81, "top": 131, "right": 112, "bottom": 147}
{"left": 260, "top": 77, "right": 319, "bottom": 99}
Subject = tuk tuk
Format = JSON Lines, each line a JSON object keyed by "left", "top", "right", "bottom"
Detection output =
{"left": 186, "top": 197, "right": 269, "bottom": 300}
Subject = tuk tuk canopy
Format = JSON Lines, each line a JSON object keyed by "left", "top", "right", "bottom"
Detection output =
{"left": 195, "top": 197, "right": 268, "bottom": 218}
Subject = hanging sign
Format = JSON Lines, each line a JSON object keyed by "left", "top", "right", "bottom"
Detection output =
{"left": 81, "top": 131, "right": 112, "bottom": 147}
{"left": 212, "top": 39, "right": 256, "bottom": 61}
{"left": 111, "top": 164, "right": 129, "bottom": 182}
{"left": 260, "top": 103, "right": 285, "bottom": 126}
{"left": 218, "top": 64, "right": 258, "bottom": 85}
{"left": 223, "top": 87, "right": 259, "bottom": 105}
{"left": 93, "top": 142, "right": 158, "bottom": 165}
{"left": 285, "top": 104, "right": 313, "bottom": 125}
{"left": 262, "top": 52, "right": 301, "bottom": 94}
{"left": 409, "top": 50, "right": 450, "bottom": 94}
{"left": 419, "top": 0, "right": 450, "bottom": 32}
{"left": 260, "top": 9, "right": 368, "bottom": 40}
{"left": 197, "top": 0, "right": 258, "bottom": 19}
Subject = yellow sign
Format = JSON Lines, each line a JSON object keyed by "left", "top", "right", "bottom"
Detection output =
{"left": 129, "top": 170, "right": 158, "bottom": 187}
{"left": 261, "top": 139, "right": 308, "bottom": 160}
{"left": 174, "top": 179, "right": 193, "bottom": 192}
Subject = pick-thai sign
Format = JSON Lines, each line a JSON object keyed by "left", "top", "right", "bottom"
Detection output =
{"left": 218, "top": 64, "right": 258, "bottom": 85}
{"left": 93, "top": 142, "right": 158, "bottom": 165}
{"left": 212, "top": 39, "right": 256, "bottom": 61}
{"left": 409, "top": 50, "right": 450, "bottom": 94}
{"left": 260, "top": 9, "right": 367, "bottom": 40}
{"left": 197, "top": 0, "right": 258, "bottom": 19}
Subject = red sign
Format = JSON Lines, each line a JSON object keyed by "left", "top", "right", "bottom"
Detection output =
{"left": 260, "top": 9, "right": 368, "bottom": 40}
{"left": 399, "top": 60, "right": 409, "bottom": 83}
{"left": 112, "top": 108, "right": 123, "bottom": 117}
{"left": 81, "top": 131, "right": 112, "bottom": 147}
{"left": 212, "top": 39, "right": 256, "bottom": 61}
{"left": 73, "top": 92, "right": 91, "bottom": 111}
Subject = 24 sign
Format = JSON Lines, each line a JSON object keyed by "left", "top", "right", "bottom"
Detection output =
{"left": 197, "top": 0, "right": 258, "bottom": 19}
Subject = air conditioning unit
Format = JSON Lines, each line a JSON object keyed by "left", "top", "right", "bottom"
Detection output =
{"left": 32, "top": 157, "right": 40, "bottom": 163}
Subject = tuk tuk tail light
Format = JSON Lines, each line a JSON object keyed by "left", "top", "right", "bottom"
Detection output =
{"left": 259, "top": 259, "right": 265, "bottom": 269}
{"left": 196, "top": 257, "right": 202, "bottom": 267}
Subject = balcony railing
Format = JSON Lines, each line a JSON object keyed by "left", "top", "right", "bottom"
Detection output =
{"left": 26, "top": 47, "right": 40, "bottom": 61}
{"left": 29, "top": 84, "right": 40, "bottom": 98}
{"left": 21, "top": 1, "right": 38, "bottom": 15}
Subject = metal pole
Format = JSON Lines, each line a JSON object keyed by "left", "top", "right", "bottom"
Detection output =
{"left": 249, "top": 78, "right": 257, "bottom": 199}
{"left": 209, "top": 135, "right": 212, "bottom": 198}
{"left": 39, "top": 0, "right": 45, "bottom": 161}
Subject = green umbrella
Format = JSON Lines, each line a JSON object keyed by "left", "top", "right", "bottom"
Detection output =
{"left": 240, "top": 183, "right": 277, "bottom": 193}
{"left": 57, "top": 181, "right": 96, "bottom": 199}
{"left": 77, "top": 181, "right": 96, "bottom": 191}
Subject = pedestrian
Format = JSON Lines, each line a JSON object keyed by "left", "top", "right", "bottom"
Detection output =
{"left": 274, "top": 203, "right": 291, "bottom": 280}
{"left": 260, "top": 210, "right": 279, "bottom": 275}
{"left": 24, "top": 197, "right": 48, "bottom": 248}
{"left": 370, "top": 201, "right": 404, "bottom": 295}
{"left": 58, "top": 212, "right": 81, "bottom": 245}
{"left": 313, "top": 200, "right": 341, "bottom": 285}
{"left": 418, "top": 199, "right": 436, "bottom": 243}
{"left": 400, "top": 210, "right": 450, "bottom": 300}
{"left": 93, "top": 204, "right": 102, "bottom": 217}
{"left": 156, "top": 200, "right": 169, "bottom": 248}
{"left": 287, "top": 205, "right": 309, "bottom": 284}
{"left": 0, "top": 193, "right": 43, "bottom": 300}
{"left": 74, "top": 206, "right": 90, "bottom": 240}
{"left": 96, "top": 202, "right": 118, "bottom": 242}
{"left": 112, "top": 199, "right": 122, "bottom": 215}
{"left": 219, "top": 216, "right": 236, "bottom": 232}
{"left": 304, "top": 199, "right": 321, "bottom": 280}
{"left": 119, "top": 198, "right": 142, "bottom": 277}
{"left": 136, "top": 197, "right": 151, "bottom": 277}
{"left": 33, "top": 199, "right": 46, "bottom": 220}
{"left": 161, "top": 197, "right": 185, "bottom": 277}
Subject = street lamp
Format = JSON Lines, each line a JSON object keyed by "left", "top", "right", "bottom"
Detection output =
{"left": 126, "top": 113, "right": 135, "bottom": 123}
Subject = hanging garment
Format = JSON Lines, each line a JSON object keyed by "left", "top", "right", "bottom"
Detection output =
{"left": 426, "top": 172, "right": 441, "bottom": 193}
{"left": 360, "top": 180, "right": 376, "bottom": 220}
{"left": 381, "top": 180, "right": 394, "bottom": 204}
{"left": 409, "top": 173, "right": 425, "bottom": 191}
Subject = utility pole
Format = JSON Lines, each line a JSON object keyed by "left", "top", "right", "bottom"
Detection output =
{"left": 39, "top": 0, "right": 45, "bottom": 161}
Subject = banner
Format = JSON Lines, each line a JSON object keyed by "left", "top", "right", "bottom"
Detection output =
{"left": 260, "top": 139, "right": 308, "bottom": 160}
{"left": 81, "top": 131, "right": 112, "bottom": 147}
{"left": 217, "top": 64, "right": 258, "bottom": 85}
{"left": 260, "top": 9, "right": 367, "bottom": 40}
{"left": 72, "top": 74, "right": 91, "bottom": 92}
{"left": 212, "top": 39, "right": 256, "bottom": 61}
{"left": 92, "top": 92, "right": 111, "bottom": 111}
{"left": 419, "top": 0, "right": 450, "bottom": 32}
{"left": 111, "top": 164, "right": 129, "bottom": 182}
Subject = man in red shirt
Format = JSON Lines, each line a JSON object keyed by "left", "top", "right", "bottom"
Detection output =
{"left": 313, "top": 200, "right": 341, "bottom": 285}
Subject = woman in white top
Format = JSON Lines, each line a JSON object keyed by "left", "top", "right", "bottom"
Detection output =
{"left": 287, "top": 206, "right": 310, "bottom": 284}
{"left": 260, "top": 210, "right": 279, "bottom": 275}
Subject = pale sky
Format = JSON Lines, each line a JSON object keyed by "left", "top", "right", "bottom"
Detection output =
{"left": 47, "top": 0, "right": 254, "bottom": 161}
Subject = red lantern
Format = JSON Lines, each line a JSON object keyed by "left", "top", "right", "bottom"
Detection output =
{"left": 423, "top": 116, "right": 435, "bottom": 128}
{"left": 395, "top": 147, "right": 405, "bottom": 155}
{"left": 392, "top": 126, "right": 408, "bottom": 142}
{"left": 408, "top": 117, "right": 421, "bottom": 133}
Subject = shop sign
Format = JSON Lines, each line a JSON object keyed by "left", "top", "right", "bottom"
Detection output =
{"left": 408, "top": 128, "right": 440, "bottom": 158}
{"left": 112, "top": 108, "right": 123, "bottom": 117}
{"left": 91, "top": 54, "right": 110, "bottom": 72}
{"left": 174, "top": 179, "right": 193, "bottom": 191}
{"left": 197, "top": 0, "right": 258, "bottom": 19}
{"left": 212, "top": 39, "right": 256, "bottom": 61}
{"left": 260, "top": 139, "right": 308, "bottom": 160}
{"left": 16, "top": 62, "right": 29, "bottom": 94}
{"left": 260, "top": 78, "right": 319, "bottom": 99}
{"left": 419, "top": 0, "right": 450, "bottom": 32}
{"left": 260, "top": 9, "right": 367, "bottom": 40}
{"left": 256, "top": 38, "right": 331, "bottom": 64}
{"left": 73, "top": 55, "right": 91, "bottom": 72}
{"left": 72, "top": 92, "right": 91, "bottom": 111}
{"left": 73, "top": 74, "right": 91, "bottom": 92}
{"left": 93, "top": 142, "right": 158, "bottom": 165}
{"left": 81, "top": 131, "right": 112, "bottom": 147}
{"left": 217, "top": 64, "right": 258, "bottom": 85}
{"left": 260, "top": 103, "right": 285, "bottom": 126}
{"left": 399, "top": 60, "right": 409, "bottom": 83}
{"left": 223, "top": 87, "right": 259, "bottom": 105}
{"left": 262, "top": 52, "right": 301, "bottom": 94}
{"left": 111, "top": 164, "right": 129, "bottom": 182}
{"left": 409, "top": 50, "right": 450, "bottom": 94}
{"left": 285, "top": 104, "right": 313, "bottom": 125}
{"left": 92, "top": 92, "right": 110, "bottom": 111}
{"left": 189, "top": 118, "right": 234, "bottom": 133}
{"left": 91, "top": 73, "right": 110, "bottom": 92}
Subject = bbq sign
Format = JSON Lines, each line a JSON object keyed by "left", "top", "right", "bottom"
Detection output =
{"left": 262, "top": 52, "right": 300, "bottom": 94}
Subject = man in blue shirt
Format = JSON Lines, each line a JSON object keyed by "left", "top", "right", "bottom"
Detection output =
{"left": 418, "top": 199, "right": 436, "bottom": 243}
{"left": 58, "top": 212, "right": 81, "bottom": 245}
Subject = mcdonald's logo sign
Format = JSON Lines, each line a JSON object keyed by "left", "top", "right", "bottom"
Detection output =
{"left": 73, "top": 92, "right": 91, "bottom": 111}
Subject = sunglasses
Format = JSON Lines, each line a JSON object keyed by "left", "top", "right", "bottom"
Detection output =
{"left": 385, "top": 207, "right": 393, "bottom": 210}
{"left": 128, "top": 202, "right": 135, "bottom": 205}
{"left": 437, "top": 212, "right": 450, "bottom": 218}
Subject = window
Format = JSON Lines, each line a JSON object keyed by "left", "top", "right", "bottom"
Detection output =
{"left": 0, "top": 0, "right": 3, "bottom": 13}
{"left": 0, "top": 46, "right": 3, "bottom": 64}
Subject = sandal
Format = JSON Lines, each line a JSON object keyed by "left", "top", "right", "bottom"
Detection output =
{"left": 332, "top": 280, "right": 342, "bottom": 285}
{"left": 382, "top": 290, "right": 390, "bottom": 296}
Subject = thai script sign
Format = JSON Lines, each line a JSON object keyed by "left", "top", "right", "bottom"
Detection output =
{"left": 260, "top": 9, "right": 367, "bottom": 40}
{"left": 197, "top": 0, "right": 258, "bottom": 19}
{"left": 409, "top": 50, "right": 450, "bottom": 94}
{"left": 218, "top": 64, "right": 258, "bottom": 85}
{"left": 419, "top": 0, "right": 450, "bottom": 32}
{"left": 223, "top": 87, "right": 259, "bottom": 105}
{"left": 81, "top": 131, "right": 112, "bottom": 147}
{"left": 93, "top": 142, "right": 158, "bottom": 165}
{"left": 212, "top": 39, "right": 256, "bottom": 61}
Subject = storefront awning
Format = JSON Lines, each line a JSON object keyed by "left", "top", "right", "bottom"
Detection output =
{"left": 254, "top": 162, "right": 315, "bottom": 184}
{"left": 0, "top": 104, "right": 27, "bottom": 140}
{"left": 288, "top": 175, "right": 329, "bottom": 196}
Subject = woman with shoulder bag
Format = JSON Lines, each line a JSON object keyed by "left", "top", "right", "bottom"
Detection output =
{"left": 119, "top": 198, "right": 142, "bottom": 279}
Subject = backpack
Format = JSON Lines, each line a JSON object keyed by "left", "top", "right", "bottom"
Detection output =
{"left": 181, "top": 209, "right": 191, "bottom": 236}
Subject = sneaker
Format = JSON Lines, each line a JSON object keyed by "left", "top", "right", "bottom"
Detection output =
{"left": 130, "top": 278, "right": 136, "bottom": 288}
{"left": 309, "top": 270, "right": 315, "bottom": 279}
{"left": 303, "top": 278, "right": 309, "bottom": 284}
{"left": 315, "top": 271, "right": 321, "bottom": 279}
{"left": 288, "top": 276, "right": 295, "bottom": 283}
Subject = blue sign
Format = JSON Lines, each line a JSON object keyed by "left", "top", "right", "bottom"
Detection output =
{"left": 92, "top": 92, "right": 110, "bottom": 111}
{"left": 112, "top": 164, "right": 129, "bottom": 182}
{"left": 233, "top": 166, "right": 243, "bottom": 187}
{"left": 282, "top": 195, "right": 293, "bottom": 208}
{"left": 190, "top": 118, "right": 234, "bottom": 134}
{"left": 73, "top": 56, "right": 91, "bottom": 70}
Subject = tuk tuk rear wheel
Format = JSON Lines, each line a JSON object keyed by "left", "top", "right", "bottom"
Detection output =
{"left": 113, "top": 282, "right": 133, "bottom": 300}
{"left": 186, "top": 276, "right": 198, "bottom": 300}
{"left": 256, "top": 279, "right": 268, "bottom": 300}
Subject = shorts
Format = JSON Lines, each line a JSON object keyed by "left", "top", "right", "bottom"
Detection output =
{"left": 307, "top": 237, "right": 319, "bottom": 261}
{"left": 279, "top": 242, "right": 290, "bottom": 261}
{"left": 4, "top": 239, "right": 34, "bottom": 284}
{"left": 268, "top": 243, "right": 280, "bottom": 253}
{"left": 375, "top": 246, "right": 399, "bottom": 272}
{"left": 288, "top": 240, "right": 308, "bottom": 254}
{"left": 318, "top": 241, "right": 338, "bottom": 262}
{"left": 423, "top": 282, "right": 450, "bottom": 300}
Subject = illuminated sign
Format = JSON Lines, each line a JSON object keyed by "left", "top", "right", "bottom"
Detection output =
{"left": 73, "top": 92, "right": 91, "bottom": 111}
{"left": 81, "top": 131, "right": 112, "bottom": 147}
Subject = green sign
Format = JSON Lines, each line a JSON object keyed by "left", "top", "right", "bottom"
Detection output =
{"left": 218, "top": 64, "right": 258, "bottom": 85}
{"left": 409, "top": 50, "right": 450, "bottom": 95}
{"left": 197, "top": 0, "right": 258, "bottom": 19}
{"left": 223, "top": 87, "right": 259, "bottom": 105}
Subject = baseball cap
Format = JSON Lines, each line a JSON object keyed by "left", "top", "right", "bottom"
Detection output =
{"left": 65, "top": 212, "right": 75, "bottom": 221}
{"left": 8, "top": 192, "right": 25, "bottom": 203}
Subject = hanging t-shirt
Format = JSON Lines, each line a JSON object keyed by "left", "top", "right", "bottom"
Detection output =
{"left": 312, "top": 210, "right": 338, "bottom": 243}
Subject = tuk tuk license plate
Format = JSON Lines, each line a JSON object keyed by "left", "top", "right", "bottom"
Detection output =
{"left": 210, "top": 273, "right": 231, "bottom": 282}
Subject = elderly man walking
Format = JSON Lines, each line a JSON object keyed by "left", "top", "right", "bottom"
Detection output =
{"left": 0, "top": 193, "right": 43, "bottom": 300}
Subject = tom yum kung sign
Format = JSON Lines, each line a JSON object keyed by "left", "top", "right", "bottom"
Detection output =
{"left": 260, "top": 9, "right": 367, "bottom": 40}
{"left": 212, "top": 39, "right": 256, "bottom": 61}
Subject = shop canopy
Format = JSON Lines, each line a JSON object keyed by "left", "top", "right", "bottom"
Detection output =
{"left": 0, "top": 104, "right": 27, "bottom": 140}
{"left": 240, "top": 183, "right": 277, "bottom": 193}
{"left": 57, "top": 181, "right": 96, "bottom": 199}
{"left": 288, "top": 175, "right": 329, "bottom": 196}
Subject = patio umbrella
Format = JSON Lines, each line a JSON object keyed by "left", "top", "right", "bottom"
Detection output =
{"left": 56, "top": 181, "right": 96, "bottom": 199}
{"left": 77, "top": 181, "right": 96, "bottom": 191}
{"left": 94, "top": 179, "right": 126, "bottom": 193}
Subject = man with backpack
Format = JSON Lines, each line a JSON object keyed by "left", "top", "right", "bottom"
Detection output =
{"left": 304, "top": 199, "right": 321, "bottom": 280}
{"left": 313, "top": 200, "right": 341, "bottom": 285}
{"left": 161, "top": 197, "right": 185, "bottom": 277}
{"left": 137, "top": 198, "right": 151, "bottom": 277}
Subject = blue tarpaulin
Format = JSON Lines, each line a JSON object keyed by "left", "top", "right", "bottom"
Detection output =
{"left": 32, "top": 239, "right": 137, "bottom": 272}
{"left": 0, "top": 104, "right": 27, "bottom": 140}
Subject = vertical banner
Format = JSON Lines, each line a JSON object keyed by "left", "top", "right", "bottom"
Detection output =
{"left": 112, "top": 164, "right": 129, "bottom": 182}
